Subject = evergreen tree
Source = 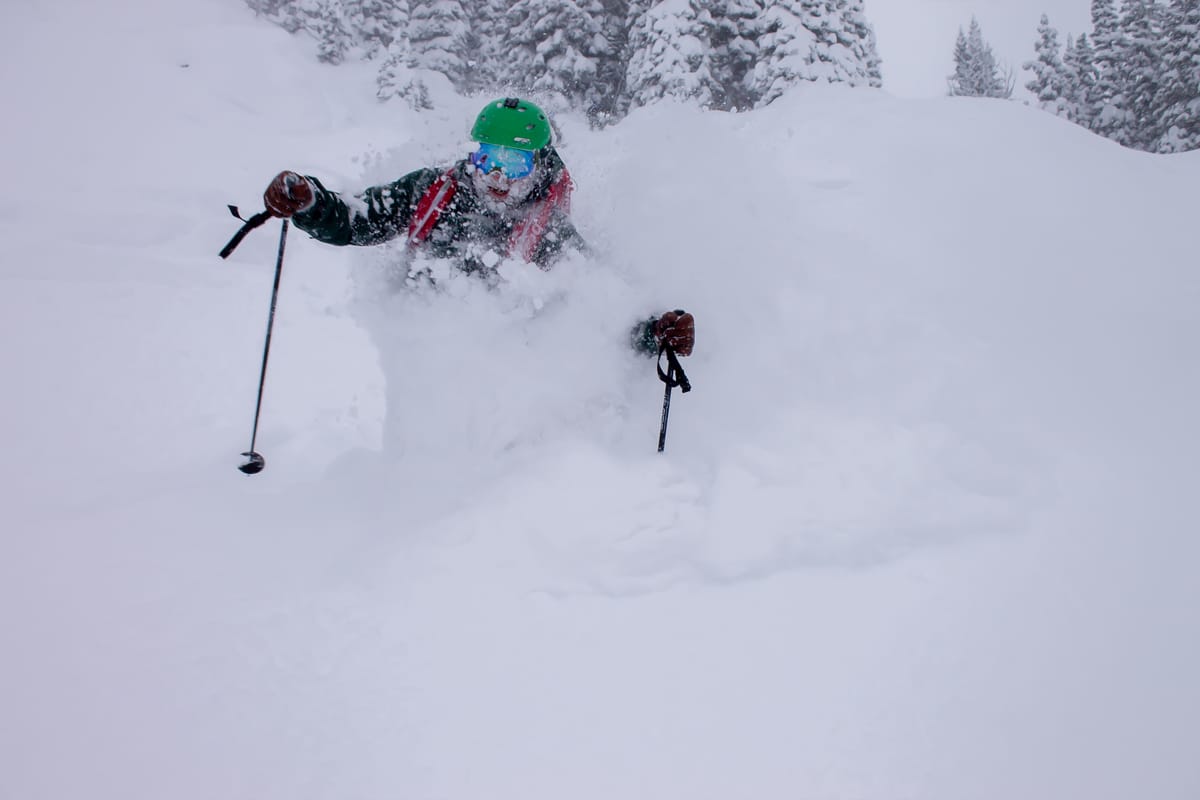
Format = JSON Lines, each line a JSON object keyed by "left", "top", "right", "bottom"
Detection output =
{"left": 504, "top": 0, "right": 611, "bottom": 111}
{"left": 377, "top": 56, "right": 433, "bottom": 108}
{"left": 465, "top": 0, "right": 509, "bottom": 95}
{"left": 590, "top": 0, "right": 635, "bottom": 123}
{"left": 347, "top": 0, "right": 409, "bottom": 60}
{"left": 752, "top": 0, "right": 881, "bottom": 104}
{"left": 802, "top": 0, "right": 845, "bottom": 84}
{"left": 299, "top": 0, "right": 354, "bottom": 64}
{"left": 1063, "top": 33, "right": 1100, "bottom": 127}
{"left": 752, "top": 0, "right": 819, "bottom": 103}
{"left": 622, "top": 0, "right": 767, "bottom": 112}
{"left": 839, "top": 0, "right": 884, "bottom": 88}
{"left": 949, "top": 27, "right": 972, "bottom": 93}
{"left": 624, "top": 1, "right": 717, "bottom": 109}
{"left": 948, "top": 17, "right": 1013, "bottom": 98}
{"left": 1089, "top": 0, "right": 1126, "bottom": 139}
{"left": 407, "top": 0, "right": 472, "bottom": 89}
{"left": 1024, "top": 14, "right": 1069, "bottom": 116}
{"left": 801, "top": 0, "right": 876, "bottom": 86}
{"left": 244, "top": 0, "right": 889, "bottom": 121}
{"left": 1021, "top": 0, "right": 1199, "bottom": 152}
{"left": 1114, "top": 0, "right": 1163, "bottom": 150}
{"left": 374, "top": 1, "right": 420, "bottom": 106}
{"left": 706, "top": 0, "right": 764, "bottom": 110}
{"left": 1157, "top": 0, "right": 1200, "bottom": 151}
{"left": 1060, "top": 33, "right": 1080, "bottom": 117}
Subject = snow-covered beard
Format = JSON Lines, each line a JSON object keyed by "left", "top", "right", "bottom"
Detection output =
{"left": 471, "top": 167, "right": 537, "bottom": 214}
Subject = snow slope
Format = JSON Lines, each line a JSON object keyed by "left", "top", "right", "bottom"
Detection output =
{"left": 2, "top": 2, "right": 1199, "bottom": 799}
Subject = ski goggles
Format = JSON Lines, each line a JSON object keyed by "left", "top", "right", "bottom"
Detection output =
{"left": 470, "top": 142, "right": 536, "bottom": 179}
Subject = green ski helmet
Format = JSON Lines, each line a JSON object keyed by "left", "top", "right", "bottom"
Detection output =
{"left": 470, "top": 97, "right": 552, "bottom": 151}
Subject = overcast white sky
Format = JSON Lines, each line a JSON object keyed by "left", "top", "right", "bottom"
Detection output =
{"left": 866, "top": 0, "right": 1095, "bottom": 97}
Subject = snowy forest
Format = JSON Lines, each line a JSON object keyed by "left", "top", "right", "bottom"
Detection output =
{"left": 1021, "top": 0, "right": 1199, "bottom": 153}
{"left": 244, "top": 0, "right": 883, "bottom": 122}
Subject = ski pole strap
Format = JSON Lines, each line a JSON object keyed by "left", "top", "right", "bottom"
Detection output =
{"left": 219, "top": 205, "right": 275, "bottom": 259}
{"left": 657, "top": 344, "right": 692, "bottom": 393}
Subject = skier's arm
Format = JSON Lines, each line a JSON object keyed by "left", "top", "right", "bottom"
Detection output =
{"left": 631, "top": 317, "right": 659, "bottom": 355}
{"left": 290, "top": 169, "right": 443, "bottom": 246}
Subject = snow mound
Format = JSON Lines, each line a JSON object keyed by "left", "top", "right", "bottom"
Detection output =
{"left": 3, "top": 2, "right": 1199, "bottom": 799}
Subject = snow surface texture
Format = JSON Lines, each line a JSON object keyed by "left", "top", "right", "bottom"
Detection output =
{"left": 2, "top": 1, "right": 1199, "bottom": 799}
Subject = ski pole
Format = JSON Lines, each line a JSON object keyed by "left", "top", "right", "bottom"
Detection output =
{"left": 235, "top": 217, "right": 289, "bottom": 475}
{"left": 656, "top": 342, "right": 691, "bottom": 452}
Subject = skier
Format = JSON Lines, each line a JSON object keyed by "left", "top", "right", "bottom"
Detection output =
{"left": 262, "top": 96, "right": 694, "bottom": 357}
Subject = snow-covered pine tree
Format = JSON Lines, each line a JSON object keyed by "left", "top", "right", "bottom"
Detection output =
{"left": 1088, "top": 0, "right": 1128, "bottom": 140}
{"left": 503, "top": 0, "right": 610, "bottom": 112}
{"left": 838, "top": 0, "right": 884, "bottom": 88}
{"left": 1062, "top": 33, "right": 1100, "bottom": 126}
{"left": 245, "top": 0, "right": 889, "bottom": 119}
{"left": 407, "top": 0, "right": 473, "bottom": 89}
{"left": 375, "top": 4, "right": 429, "bottom": 109}
{"left": 796, "top": 0, "right": 878, "bottom": 87}
{"left": 751, "top": 0, "right": 819, "bottom": 103}
{"left": 1157, "top": 0, "right": 1200, "bottom": 152}
{"left": 346, "top": 0, "right": 409, "bottom": 60}
{"left": 590, "top": 0, "right": 636, "bottom": 123}
{"left": 302, "top": 0, "right": 354, "bottom": 64}
{"left": 376, "top": 55, "right": 433, "bottom": 108}
{"left": 1024, "top": 14, "right": 1070, "bottom": 116}
{"left": 1061, "top": 33, "right": 1081, "bottom": 118}
{"left": 948, "top": 17, "right": 1012, "bottom": 98}
{"left": 1023, "top": 0, "right": 1198, "bottom": 152}
{"left": 619, "top": 0, "right": 758, "bottom": 112}
{"left": 800, "top": 0, "right": 845, "bottom": 84}
{"left": 1112, "top": 0, "right": 1163, "bottom": 150}
{"left": 470, "top": 0, "right": 511, "bottom": 95}
{"left": 948, "top": 26, "right": 973, "bottom": 94}
{"left": 705, "top": 0, "right": 763, "bottom": 110}
{"left": 377, "top": 48, "right": 407, "bottom": 100}
{"left": 751, "top": 0, "right": 880, "bottom": 105}
{"left": 624, "top": 1, "right": 718, "bottom": 109}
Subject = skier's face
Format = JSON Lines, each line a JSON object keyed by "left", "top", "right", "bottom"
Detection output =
{"left": 470, "top": 143, "right": 538, "bottom": 211}
{"left": 471, "top": 163, "right": 536, "bottom": 211}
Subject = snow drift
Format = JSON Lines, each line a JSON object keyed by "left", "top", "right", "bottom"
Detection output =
{"left": 2, "top": 1, "right": 1198, "bottom": 799}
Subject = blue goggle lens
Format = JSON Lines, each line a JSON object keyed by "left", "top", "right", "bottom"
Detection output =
{"left": 471, "top": 143, "right": 536, "bottom": 179}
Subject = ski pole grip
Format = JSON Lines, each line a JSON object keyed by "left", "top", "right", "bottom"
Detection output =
{"left": 219, "top": 207, "right": 275, "bottom": 259}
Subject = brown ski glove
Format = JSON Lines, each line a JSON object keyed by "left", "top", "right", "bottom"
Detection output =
{"left": 263, "top": 170, "right": 316, "bottom": 218}
{"left": 654, "top": 310, "right": 695, "bottom": 357}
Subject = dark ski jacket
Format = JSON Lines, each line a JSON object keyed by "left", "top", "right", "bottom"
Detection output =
{"left": 290, "top": 146, "right": 585, "bottom": 270}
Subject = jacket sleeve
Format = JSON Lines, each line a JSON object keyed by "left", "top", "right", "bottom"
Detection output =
{"left": 290, "top": 169, "right": 442, "bottom": 246}
{"left": 630, "top": 315, "right": 660, "bottom": 355}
